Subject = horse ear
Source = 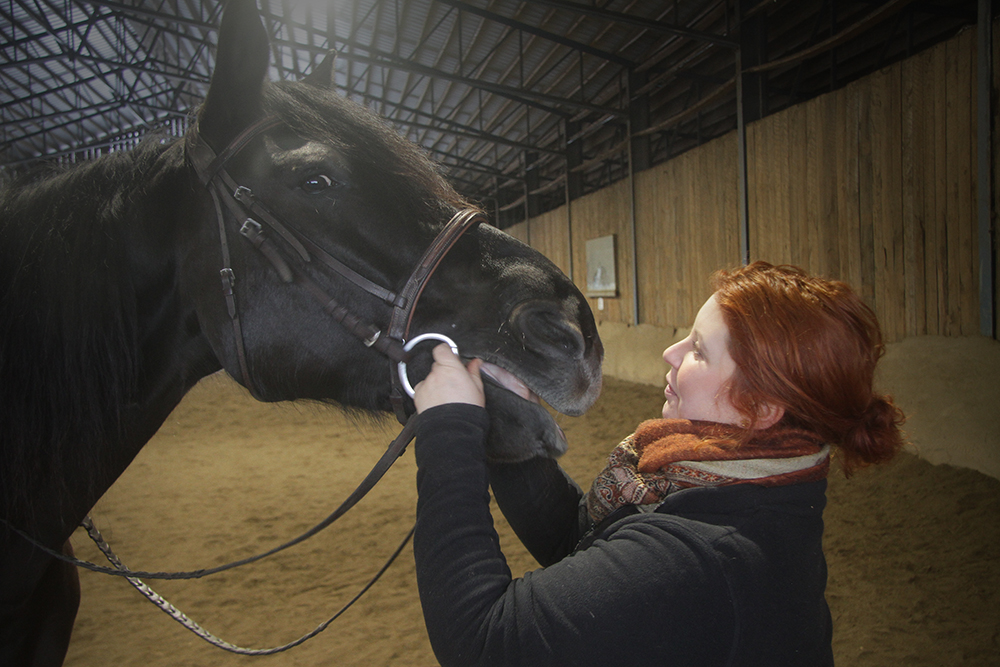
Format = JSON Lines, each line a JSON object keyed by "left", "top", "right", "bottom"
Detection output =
{"left": 302, "top": 50, "right": 337, "bottom": 89}
{"left": 198, "top": 0, "right": 271, "bottom": 151}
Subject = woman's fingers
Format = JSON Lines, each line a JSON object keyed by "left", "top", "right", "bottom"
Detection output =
{"left": 414, "top": 344, "right": 486, "bottom": 412}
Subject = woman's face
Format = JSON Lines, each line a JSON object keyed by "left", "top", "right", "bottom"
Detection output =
{"left": 661, "top": 294, "right": 742, "bottom": 424}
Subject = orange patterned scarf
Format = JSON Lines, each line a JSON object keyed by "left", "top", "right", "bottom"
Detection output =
{"left": 585, "top": 419, "right": 830, "bottom": 524}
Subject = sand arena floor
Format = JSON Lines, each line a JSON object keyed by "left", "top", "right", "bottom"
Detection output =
{"left": 63, "top": 372, "right": 999, "bottom": 666}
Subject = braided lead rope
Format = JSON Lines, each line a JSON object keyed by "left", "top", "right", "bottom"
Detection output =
{"left": 83, "top": 516, "right": 415, "bottom": 655}
{"left": 4, "top": 416, "right": 419, "bottom": 580}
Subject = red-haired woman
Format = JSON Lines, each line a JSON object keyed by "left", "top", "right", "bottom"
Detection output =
{"left": 411, "top": 261, "right": 905, "bottom": 667}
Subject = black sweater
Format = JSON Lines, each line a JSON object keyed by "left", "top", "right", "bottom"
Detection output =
{"left": 414, "top": 404, "right": 834, "bottom": 667}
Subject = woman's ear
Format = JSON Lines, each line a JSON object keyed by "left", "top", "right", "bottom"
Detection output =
{"left": 756, "top": 402, "right": 786, "bottom": 429}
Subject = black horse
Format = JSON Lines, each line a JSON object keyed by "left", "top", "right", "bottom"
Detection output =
{"left": 0, "top": 3, "right": 602, "bottom": 665}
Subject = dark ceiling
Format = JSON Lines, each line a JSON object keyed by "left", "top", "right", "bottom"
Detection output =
{"left": 1, "top": 1, "right": 983, "bottom": 227}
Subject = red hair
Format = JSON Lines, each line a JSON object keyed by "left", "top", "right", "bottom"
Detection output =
{"left": 711, "top": 262, "right": 905, "bottom": 475}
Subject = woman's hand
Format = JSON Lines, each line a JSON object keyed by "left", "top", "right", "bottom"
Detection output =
{"left": 413, "top": 344, "right": 486, "bottom": 413}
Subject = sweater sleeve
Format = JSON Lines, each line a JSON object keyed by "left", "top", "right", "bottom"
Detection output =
{"left": 412, "top": 404, "right": 737, "bottom": 667}
{"left": 486, "top": 454, "right": 589, "bottom": 566}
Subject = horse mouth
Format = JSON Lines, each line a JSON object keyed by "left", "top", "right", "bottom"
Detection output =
{"left": 479, "top": 362, "right": 539, "bottom": 404}
{"left": 476, "top": 360, "right": 570, "bottom": 461}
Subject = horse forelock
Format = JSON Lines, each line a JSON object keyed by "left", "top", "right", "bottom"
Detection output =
{"left": 0, "top": 140, "right": 181, "bottom": 525}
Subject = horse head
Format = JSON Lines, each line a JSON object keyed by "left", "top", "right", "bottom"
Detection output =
{"left": 181, "top": 1, "right": 602, "bottom": 460}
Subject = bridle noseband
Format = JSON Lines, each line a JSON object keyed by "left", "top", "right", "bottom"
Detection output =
{"left": 185, "top": 116, "right": 482, "bottom": 423}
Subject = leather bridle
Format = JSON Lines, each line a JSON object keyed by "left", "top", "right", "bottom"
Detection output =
{"left": 1, "top": 117, "right": 483, "bottom": 654}
{"left": 185, "top": 115, "right": 483, "bottom": 423}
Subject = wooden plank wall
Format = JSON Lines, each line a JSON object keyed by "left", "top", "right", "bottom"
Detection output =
{"left": 749, "top": 26, "right": 981, "bottom": 341}
{"left": 507, "top": 206, "right": 572, "bottom": 277}
{"left": 634, "top": 132, "right": 741, "bottom": 329}
{"left": 995, "top": 17, "right": 1000, "bottom": 338}
{"left": 510, "top": 24, "right": 992, "bottom": 342}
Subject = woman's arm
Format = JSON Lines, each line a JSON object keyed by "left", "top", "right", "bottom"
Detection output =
{"left": 412, "top": 404, "right": 735, "bottom": 667}
{"left": 487, "top": 457, "right": 588, "bottom": 566}
{"left": 412, "top": 344, "right": 587, "bottom": 565}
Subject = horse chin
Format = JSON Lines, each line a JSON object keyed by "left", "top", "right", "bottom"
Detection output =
{"left": 481, "top": 380, "right": 569, "bottom": 463}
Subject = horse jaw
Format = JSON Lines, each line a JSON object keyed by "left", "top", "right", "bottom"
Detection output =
{"left": 476, "top": 362, "right": 598, "bottom": 463}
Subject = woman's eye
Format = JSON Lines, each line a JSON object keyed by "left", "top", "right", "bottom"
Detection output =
{"left": 301, "top": 174, "right": 335, "bottom": 194}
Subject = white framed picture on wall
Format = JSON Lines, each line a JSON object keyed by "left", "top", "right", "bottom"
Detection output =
{"left": 586, "top": 234, "right": 617, "bottom": 298}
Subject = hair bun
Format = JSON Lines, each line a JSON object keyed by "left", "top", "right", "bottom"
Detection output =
{"left": 839, "top": 395, "right": 906, "bottom": 473}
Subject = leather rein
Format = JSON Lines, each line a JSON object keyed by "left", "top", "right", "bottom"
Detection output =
{"left": 185, "top": 114, "right": 483, "bottom": 423}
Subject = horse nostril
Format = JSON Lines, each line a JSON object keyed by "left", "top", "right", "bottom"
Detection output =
{"left": 510, "top": 301, "right": 586, "bottom": 360}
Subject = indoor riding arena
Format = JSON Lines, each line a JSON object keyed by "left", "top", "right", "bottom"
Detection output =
{"left": 3, "top": 2, "right": 998, "bottom": 666}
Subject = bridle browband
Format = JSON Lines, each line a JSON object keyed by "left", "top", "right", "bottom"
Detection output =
{"left": 185, "top": 115, "right": 483, "bottom": 423}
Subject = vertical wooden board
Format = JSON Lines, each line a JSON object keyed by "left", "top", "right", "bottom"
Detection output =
{"left": 748, "top": 120, "right": 765, "bottom": 261}
{"left": 930, "top": 37, "right": 950, "bottom": 335}
{"left": 686, "top": 144, "right": 707, "bottom": 319}
{"left": 995, "top": 16, "right": 1000, "bottom": 338}
{"left": 818, "top": 93, "right": 842, "bottom": 279}
{"left": 635, "top": 166, "right": 672, "bottom": 329}
{"left": 785, "top": 104, "right": 801, "bottom": 268}
{"left": 654, "top": 160, "right": 682, "bottom": 327}
{"left": 633, "top": 169, "right": 655, "bottom": 326}
{"left": 866, "top": 70, "right": 889, "bottom": 335}
{"left": 529, "top": 207, "right": 571, "bottom": 277}
{"left": 945, "top": 32, "right": 971, "bottom": 335}
{"left": 803, "top": 97, "right": 824, "bottom": 276}
{"left": 766, "top": 108, "right": 789, "bottom": 266}
{"left": 901, "top": 52, "right": 929, "bottom": 336}
{"left": 836, "top": 83, "right": 863, "bottom": 292}
{"left": 887, "top": 65, "right": 906, "bottom": 342}
{"left": 965, "top": 25, "right": 981, "bottom": 336}
{"left": 746, "top": 121, "right": 758, "bottom": 264}
{"left": 759, "top": 116, "right": 780, "bottom": 263}
{"left": 955, "top": 28, "right": 978, "bottom": 336}
{"left": 505, "top": 221, "right": 528, "bottom": 244}
{"left": 667, "top": 160, "right": 689, "bottom": 323}
{"left": 682, "top": 148, "right": 698, "bottom": 319}
{"left": 750, "top": 118, "right": 775, "bottom": 262}
{"left": 657, "top": 164, "right": 681, "bottom": 327}
{"left": 872, "top": 65, "right": 906, "bottom": 343}
{"left": 716, "top": 133, "right": 742, "bottom": 275}
{"left": 786, "top": 102, "right": 811, "bottom": 272}
{"left": 766, "top": 113, "right": 787, "bottom": 264}
{"left": 855, "top": 77, "right": 878, "bottom": 309}
{"left": 959, "top": 26, "right": 980, "bottom": 336}
{"left": 869, "top": 70, "right": 889, "bottom": 338}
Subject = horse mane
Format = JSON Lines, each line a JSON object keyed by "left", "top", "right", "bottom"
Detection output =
{"left": 0, "top": 139, "right": 178, "bottom": 525}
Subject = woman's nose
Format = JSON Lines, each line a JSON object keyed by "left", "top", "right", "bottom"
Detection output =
{"left": 663, "top": 340, "right": 683, "bottom": 368}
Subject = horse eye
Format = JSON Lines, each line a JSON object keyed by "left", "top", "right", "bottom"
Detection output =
{"left": 301, "top": 174, "right": 335, "bottom": 194}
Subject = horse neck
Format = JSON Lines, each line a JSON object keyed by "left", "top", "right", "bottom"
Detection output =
{"left": 0, "top": 141, "right": 220, "bottom": 536}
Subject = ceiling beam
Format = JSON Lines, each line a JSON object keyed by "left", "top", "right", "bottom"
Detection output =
{"left": 76, "top": 0, "right": 218, "bottom": 31}
{"left": 435, "top": 0, "right": 636, "bottom": 68}
{"left": 525, "top": 0, "right": 738, "bottom": 49}
{"left": 333, "top": 40, "right": 624, "bottom": 117}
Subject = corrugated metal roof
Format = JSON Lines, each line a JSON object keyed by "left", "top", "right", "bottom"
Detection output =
{"left": 0, "top": 0, "right": 981, "bottom": 226}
